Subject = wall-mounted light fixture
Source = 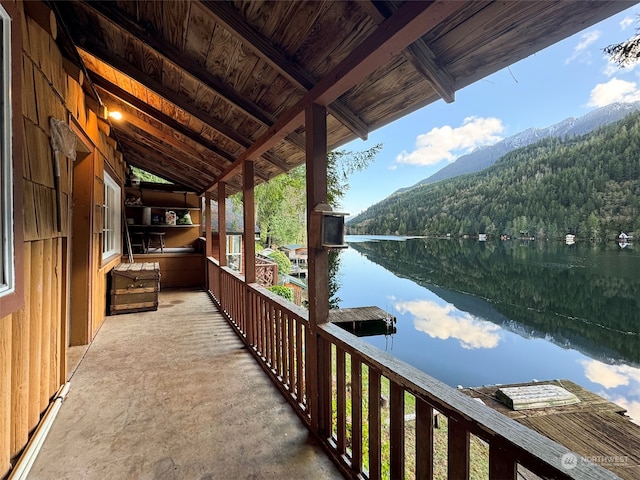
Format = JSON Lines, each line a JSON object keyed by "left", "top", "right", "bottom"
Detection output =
{"left": 108, "top": 110, "right": 122, "bottom": 121}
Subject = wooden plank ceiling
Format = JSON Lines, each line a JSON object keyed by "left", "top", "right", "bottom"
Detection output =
{"left": 52, "top": 0, "right": 631, "bottom": 196}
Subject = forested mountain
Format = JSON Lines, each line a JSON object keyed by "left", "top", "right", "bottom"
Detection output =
{"left": 395, "top": 101, "right": 640, "bottom": 195}
{"left": 347, "top": 111, "right": 640, "bottom": 239}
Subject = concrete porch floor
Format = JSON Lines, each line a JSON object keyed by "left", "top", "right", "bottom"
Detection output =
{"left": 29, "top": 289, "right": 344, "bottom": 480}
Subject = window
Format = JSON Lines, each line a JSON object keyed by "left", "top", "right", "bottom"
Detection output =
{"left": 102, "top": 171, "right": 122, "bottom": 260}
{"left": 0, "top": 4, "right": 14, "bottom": 298}
{"left": 227, "top": 235, "right": 242, "bottom": 271}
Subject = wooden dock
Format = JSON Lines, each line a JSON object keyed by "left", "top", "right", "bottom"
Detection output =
{"left": 461, "top": 380, "right": 640, "bottom": 479}
{"left": 329, "top": 306, "right": 396, "bottom": 337}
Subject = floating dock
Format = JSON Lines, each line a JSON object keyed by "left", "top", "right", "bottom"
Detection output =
{"left": 329, "top": 306, "right": 396, "bottom": 337}
{"left": 461, "top": 380, "right": 640, "bottom": 479}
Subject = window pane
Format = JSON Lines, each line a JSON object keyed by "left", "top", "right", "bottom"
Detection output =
{"left": 0, "top": 5, "right": 13, "bottom": 295}
{"left": 102, "top": 171, "right": 121, "bottom": 260}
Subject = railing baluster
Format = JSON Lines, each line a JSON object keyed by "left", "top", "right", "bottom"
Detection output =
{"left": 296, "top": 321, "right": 304, "bottom": 403}
{"left": 351, "top": 357, "right": 363, "bottom": 474}
{"left": 282, "top": 313, "right": 289, "bottom": 386}
{"left": 489, "top": 443, "right": 517, "bottom": 480}
{"left": 269, "top": 304, "right": 275, "bottom": 368}
{"left": 448, "top": 417, "right": 470, "bottom": 480}
{"left": 416, "top": 398, "right": 434, "bottom": 480}
{"left": 390, "top": 381, "right": 405, "bottom": 479}
{"left": 320, "top": 336, "right": 332, "bottom": 437}
{"left": 275, "top": 307, "right": 282, "bottom": 377}
{"left": 336, "top": 347, "right": 346, "bottom": 454}
{"left": 369, "top": 368, "right": 382, "bottom": 480}
{"left": 259, "top": 297, "right": 266, "bottom": 356}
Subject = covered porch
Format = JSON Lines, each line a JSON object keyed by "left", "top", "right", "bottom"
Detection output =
{"left": 2, "top": 1, "right": 634, "bottom": 479}
{"left": 28, "top": 288, "right": 342, "bottom": 479}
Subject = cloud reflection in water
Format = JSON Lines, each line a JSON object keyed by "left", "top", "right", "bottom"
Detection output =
{"left": 394, "top": 299, "right": 502, "bottom": 350}
{"left": 581, "top": 359, "right": 640, "bottom": 423}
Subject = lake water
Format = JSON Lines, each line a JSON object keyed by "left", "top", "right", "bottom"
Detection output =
{"left": 334, "top": 235, "right": 640, "bottom": 422}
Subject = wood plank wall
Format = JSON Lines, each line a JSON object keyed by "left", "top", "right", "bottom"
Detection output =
{"left": 1, "top": 2, "right": 125, "bottom": 476}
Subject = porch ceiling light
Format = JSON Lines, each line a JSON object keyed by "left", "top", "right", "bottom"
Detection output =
{"left": 108, "top": 110, "right": 122, "bottom": 121}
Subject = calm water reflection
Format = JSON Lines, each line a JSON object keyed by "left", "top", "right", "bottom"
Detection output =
{"left": 335, "top": 236, "right": 640, "bottom": 422}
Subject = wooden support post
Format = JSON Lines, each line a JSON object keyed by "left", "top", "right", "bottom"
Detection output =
{"left": 243, "top": 162, "right": 255, "bottom": 345}
{"left": 305, "top": 103, "right": 328, "bottom": 435}
{"left": 243, "top": 160, "right": 255, "bottom": 284}
{"left": 306, "top": 103, "right": 329, "bottom": 329}
{"left": 205, "top": 191, "right": 212, "bottom": 258}
{"left": 218, "top": 182, "right": 227, "bottom": 267}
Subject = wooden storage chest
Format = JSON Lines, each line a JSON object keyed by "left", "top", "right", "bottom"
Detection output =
{"left": 110, "top": 262, "right": 161, "bottom": 314}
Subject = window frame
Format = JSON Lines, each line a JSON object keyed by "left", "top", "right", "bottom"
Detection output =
{"left": 226, "top": 234, "right": 242, "bottom": 271}
{"left": 102, "top": 170, "right": 122, "bottom": 262}
{"left": 0, "top": 0, "right": 24, "bottom": 318}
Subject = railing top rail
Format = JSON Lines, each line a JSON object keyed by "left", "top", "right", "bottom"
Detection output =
{"left": 249, "top": 283, "right": 310, "bottom": 322}
{"left": 319, "top": 322, "right": 621, "bottom": 480}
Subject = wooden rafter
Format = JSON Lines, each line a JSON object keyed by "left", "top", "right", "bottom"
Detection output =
{"left": 113, "top": 120, "right": 271, "bottom": 184}
{"left": 360, "top": 0, "right": 456, "bottom": 103}
{"left": 77, "top": 45, "right": 254, "bottom": 149}
{"left": 118, "top": 135, "right": 243, "bottom": 193}
{"left": 94, "top": 79, "right": 236, "bottom": 161}
{"left": 211, "top": 1, "right": 463, "bottom": 190}
{"left": 98, "top": 81, "right": 278, "bottom": 191}
{"left": 201, "top": 0, "right": 370, "bottom": 141}
{"left": 68, "top": 1, "right": 307, "bottom": 154}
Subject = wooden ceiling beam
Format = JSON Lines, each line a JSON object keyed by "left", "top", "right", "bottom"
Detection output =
{"left": 116, "top": 111, "right": 217, "bottom": 167}
{"left": 201, "top": 0, "right": 370, "bottom": 141}
{"left": 120, "top": 141, "right": 209, "bottom": 191}
{"left": 116, "top": 120, "right": 271, "bottom": 185}
{"left": 98, "top": 82, "right": 288, "bottom": 183}
{"left": 77, "top": 45, "right": 255, "bottom": 150}
{"left": 360, "top": 0, "right": 455, "bottom": 104}
{"left": 112, "top": 123, "right": 223, "bottom": 177}
{"left": 210, "top": 0, "right": 463, "bottom": 190}
{"left": 72, "top": 0, "right": 306, "bottom": 154}
{"left": 94, "top": 79, "right": 236, "bottom": 163}
{"left": 119, "top": 137, "right": 243, "bottom": 193}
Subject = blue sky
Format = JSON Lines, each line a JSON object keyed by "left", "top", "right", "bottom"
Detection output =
{"left": 340, "top": 4, "right": 640, "bottom": 217}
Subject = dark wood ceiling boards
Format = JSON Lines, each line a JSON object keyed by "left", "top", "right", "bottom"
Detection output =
{"left": 51, "top": 0, "right": 632, "bottom": 196}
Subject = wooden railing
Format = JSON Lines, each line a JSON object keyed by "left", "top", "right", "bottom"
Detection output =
{"left": 207, "top": 257, "right": 310, "bottom": 421}
{"left": 206, "top": 257, "right": 619, "bottom": 480}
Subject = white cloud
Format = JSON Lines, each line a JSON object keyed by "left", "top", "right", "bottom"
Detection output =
{"left": 565, "top": 30, "right": 601, "bottom": 64}
{"left": 395, "top": 116, "right": 504, "bottom": 167}
{"left": 394, "top": 299, "right": 502, "bottom": 349}
{"left": 587, "top": 77, "right": 640, "bottom": 107}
